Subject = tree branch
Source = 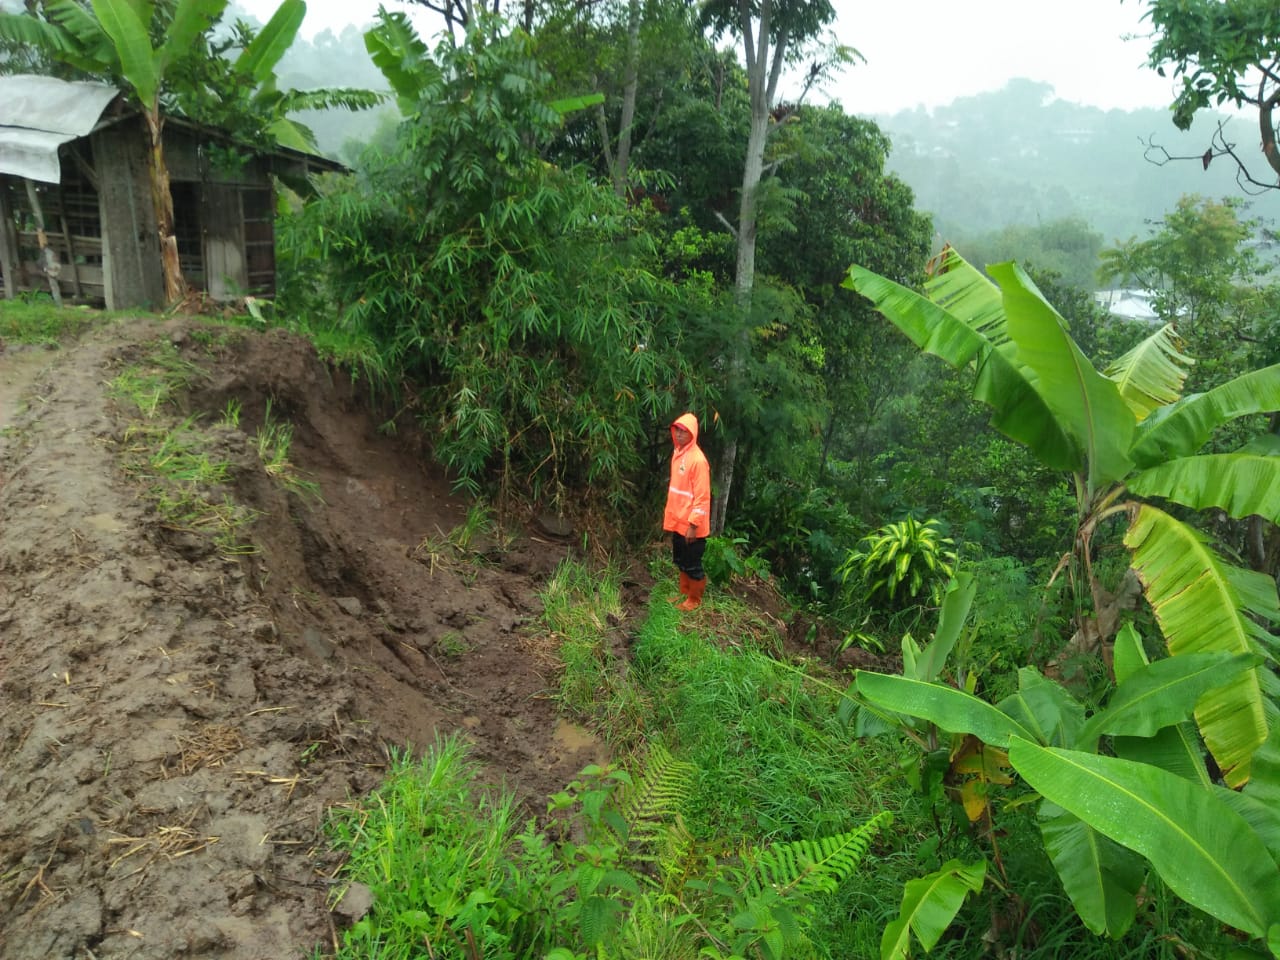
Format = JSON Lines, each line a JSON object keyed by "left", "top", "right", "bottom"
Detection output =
{"left": 1141, "top": 120, "right": 1280, "bottom": 193}
{"left": 714, "top": 208, "right": 739, "bottom": 240}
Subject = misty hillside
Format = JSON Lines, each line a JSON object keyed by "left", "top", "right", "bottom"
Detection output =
{"left": 872, "top": 78, "right": 1273, "bottom": 245}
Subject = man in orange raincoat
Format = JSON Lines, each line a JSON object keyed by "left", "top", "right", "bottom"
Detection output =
{"left": 664, "top": 412, "right": 711, "bottom": 611}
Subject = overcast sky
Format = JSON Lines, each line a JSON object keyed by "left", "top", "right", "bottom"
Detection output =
{"left": 233, "top": 0, "right": 1177, "bottom": 115}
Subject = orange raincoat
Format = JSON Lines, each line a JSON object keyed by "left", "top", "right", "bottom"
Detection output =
{"left": 663, "top": 413, "right": 711, "bottom": 539}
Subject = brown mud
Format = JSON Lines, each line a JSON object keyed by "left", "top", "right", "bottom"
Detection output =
{"left": 0, "top": 318, "right": 612, "bottom": 959}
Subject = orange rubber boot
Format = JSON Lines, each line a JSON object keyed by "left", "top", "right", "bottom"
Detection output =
{"left": 670, "top": 571, "right": 690, "bottom": 604}
{"left": 677, "top": 576, "right": 706, "bottom": 612}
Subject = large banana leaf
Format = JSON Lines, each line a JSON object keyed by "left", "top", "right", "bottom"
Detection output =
{"left": 1112, "top": 723, "right": 1212, "bottom": 786}
{"left": 880, "top": 859, "right": 986, "bottom": 960}
{"left": 266, "top": 117, "right": 317, "bottom": 153}
{"left": 844, "top": 265, "right": 1081, "bottom": 472}
{"left": 1111, "top": 623, "right": 1148, "bottom": 683}
{"left": 0, "top": 8, "right": 97, "bottom": 67}
{"left": 161, "top": 0, "right": 225, "bottom": 73}
{"left": 1128, "top": 452, "right": 1280, "bottom": 523}
{"left": 1104, "top": 323, "right": 1192, "bottom": 422}
{"left": 995, "top": 667, "right": 1085, "bottom": 749}
{"left": 989, "top": 261, "right": 1134, "bottom": 492}
{"left": 1008, "top": 739, "right": 1280, "bottom": 939}
{"left": 855, "top": 672, "right": 1038, "bottom": 746}
{"left": 1039, "top": 802, "right": 1145, "bottom": 938}
{"left": 364, "top": 9, "right": 434, "bottom": 114}
{"left": 910, "top": 571, "right": 976, "bottom": 683}
{"left": 235, "top": 0, "right": 303, "bottom": 84}
{"left": 1129, "top": 363, "right": 1280, "bottom": 468}
{"left": 1079, "top": 652, "right": 1262, "bottom": 743}
{"left": 922, "top": 246, "right": 1008, "bottom": 342}
{"left": 1126, "top": 505, "right": 1270, "bottom": 786}
{"left": 1246, "top": 723, "right": 1280, "bottom": 809}
{"left": 1216, "top": 785, "right": 1280, "bottom": 868}
{"left": 92, "top": 0, "right": 159, "bottom": 104}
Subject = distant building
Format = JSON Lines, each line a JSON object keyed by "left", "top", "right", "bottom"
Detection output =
{"left": 0, "top": 74, "right": 343, "bottom": 309}
{"left": 1093, "top": 288, "right": 1162, "bottom": 324}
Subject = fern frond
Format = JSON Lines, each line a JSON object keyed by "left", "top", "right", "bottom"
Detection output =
{"left": 617, "top": 742, "right": 696, "bottom": 858}
{"left": 741, "top": 810, "right": 893, "bottom": 899}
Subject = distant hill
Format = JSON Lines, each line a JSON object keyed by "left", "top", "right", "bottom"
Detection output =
{"left": 869, "top": 79, "right": 1275, "bottom": 245}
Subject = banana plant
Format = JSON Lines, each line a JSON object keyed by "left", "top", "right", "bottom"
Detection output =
{"left": 857, "top": 622, "right": 1280, "bottom": 954}
{"left": 0, "top": 0, "right": 367, "bottom": 296}
{"left": 0, "top": 0, "right": 232, "bottom": 302}
{"left": 844, "top": 248, "right": 1280, "bottom": 788}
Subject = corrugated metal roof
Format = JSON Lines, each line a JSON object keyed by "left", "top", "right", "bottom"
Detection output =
{"left": 0, "top": 74, "right": 120, "bottom": 182}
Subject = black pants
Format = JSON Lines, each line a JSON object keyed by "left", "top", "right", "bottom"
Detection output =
{"left": 672, "top": 533, "right": 706, "bottom": 580}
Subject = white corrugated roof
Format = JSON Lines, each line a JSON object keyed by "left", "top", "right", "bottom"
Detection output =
{"left": 0, "top": 74, "right": 120, "bottom": 182}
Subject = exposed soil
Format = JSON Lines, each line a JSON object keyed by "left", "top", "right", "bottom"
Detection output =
{"left": 0, "top": 318, "right": 621, "bottom": 959}
{"left": 0, "top": 317, "right": 891, "bottom": 960}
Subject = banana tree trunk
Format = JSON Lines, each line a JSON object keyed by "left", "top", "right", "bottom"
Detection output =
{"left": 143, "top": 110, "right": 185, "bottom": 305}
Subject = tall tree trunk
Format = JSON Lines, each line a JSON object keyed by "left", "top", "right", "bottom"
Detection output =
{"left": 711, "top": 0, "right": 786, "bottom": 535}
{"left": 611, "top": 0, "right": 640, "bottom": 197}
{"left": 593, "top": 0, "right": 640, "bottom": 197}
{"left": 144, "top": 110, "right": 185, "bottom": 305}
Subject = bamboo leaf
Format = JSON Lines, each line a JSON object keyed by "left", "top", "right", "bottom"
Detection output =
{"left": 1008, "top": 739, "right": 1280, "bottom": 938}
{"left": 1125, "top": 504, "right": 1270, "bottom": 786}
{"left": 990, "top": 260, "right": 1134, "bottom": 490}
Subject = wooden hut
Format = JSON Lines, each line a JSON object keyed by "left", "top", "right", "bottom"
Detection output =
{"left": 0, "top": 75, "right": 344, "bottom": 309}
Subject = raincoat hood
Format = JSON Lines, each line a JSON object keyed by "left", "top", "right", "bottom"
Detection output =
{"left": 671, "top": 413, "right": 700, "bottom": 447}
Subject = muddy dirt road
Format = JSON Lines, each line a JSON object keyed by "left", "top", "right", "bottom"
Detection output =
{"left": 0, "top": 318, "right": 612, "bottom": 959}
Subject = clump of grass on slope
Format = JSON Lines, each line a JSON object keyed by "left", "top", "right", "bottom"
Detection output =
{"left": 631, "top": 595, "right": 910, "bottom": 842}
{"left": 322, "top": 736, "right": 562, "bottom": 960}
{"left": 0, "top": 298, "right": 100, "bottom": 346}
{"left": 539, "top": 559, "right": 647, "bottom": 742}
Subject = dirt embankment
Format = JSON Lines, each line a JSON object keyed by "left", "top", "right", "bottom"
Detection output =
{"left": 0, "top": 318, "right": 613, "bottom": 959}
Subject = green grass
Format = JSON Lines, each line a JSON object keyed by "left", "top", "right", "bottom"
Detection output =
{"left": 108, "top": 341, "right": 203, "bottom": 418}
{"left": 120, "top": 418, "right": 259, "bottom": 556}
{"left": 318, "top": 561, "right": 1229, "bottom": 960}
{"left": 321, "top": 737, "right": 561, "bottom": 960}
{"left": 0, "top": 297, "right": 102, "bottom": 345}
{"left": 538, "top": 560, "right": 647, "bottom": 741}
{"left": 255, "top": 398, "right": 322, "bottom": 501}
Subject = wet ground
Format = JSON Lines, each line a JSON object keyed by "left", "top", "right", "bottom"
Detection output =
{"left": 0, "top": 318, "right": 615, "bottom": 959}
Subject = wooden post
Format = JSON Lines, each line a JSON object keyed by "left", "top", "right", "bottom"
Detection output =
{"left": 0, "top": 180, "right": 17, "bottom": 300}
{"left": 56, "top": 184, "right": 83, "bottom": 298}
{"left": 23, "top": 178, "right": 62, "bottom": 305}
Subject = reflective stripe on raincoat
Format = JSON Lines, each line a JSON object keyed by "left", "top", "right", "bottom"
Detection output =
{"left": 663, "top": 412, "right": 711, "bottom": 538}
